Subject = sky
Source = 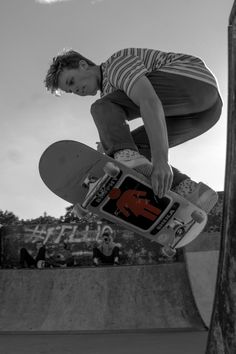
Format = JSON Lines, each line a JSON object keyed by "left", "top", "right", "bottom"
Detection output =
{"left": 0, "top": 0, "right": 234, "bottom": 220}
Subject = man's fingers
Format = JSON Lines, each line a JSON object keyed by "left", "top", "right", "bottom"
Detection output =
{"left": 152, "top": 173, "right": 165, "bottom": 198}
{"left": 158, "top": 175, "right": 166, "bottom": 199}
{"left": 167, "top": 173, "right": 173, "bottom": 194}
{"left": 152, "top": 169, "right": 173, "bottom": 199}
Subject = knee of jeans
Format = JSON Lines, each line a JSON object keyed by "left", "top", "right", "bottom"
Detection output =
{"left": 197, "top": 96, "right": 223, "bottom": 135}
{"left": 90, "top": 99, "right": 111, "bottom": 118}
{"left": 205, "top": 96, "right": 222, "bottom": 128}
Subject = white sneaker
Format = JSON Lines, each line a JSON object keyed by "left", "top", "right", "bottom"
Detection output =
{"left": 173, "top": 179, "right": 218, "bottom": 213}
{"left": 93, "top": 257, "right": 99, "bottom": 266}
{"left": 114, "top": 257, "right": 119, "bottom": 265}
{"left": 114, "top": 149, "right": 153, "bottom": 177}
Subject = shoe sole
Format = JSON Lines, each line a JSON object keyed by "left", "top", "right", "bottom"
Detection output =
{"left": 197, "top": 189, "right": 218, "bottom": 214}
{"left": 190, "top": 182, "right": 218, "bottom": 214}
{"left": 120, "top": 160, "right": 153, "bottom": 178}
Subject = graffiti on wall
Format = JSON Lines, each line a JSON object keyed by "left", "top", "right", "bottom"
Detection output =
{"left": 1, "top": 192, "right": 223, "bottom": 268}
{"left": 1, "top": 220, "right": 163, "bottom": 267}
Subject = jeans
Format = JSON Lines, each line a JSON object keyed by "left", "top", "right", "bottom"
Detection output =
{"left": 91, "top": 71, "right": 222, "bottom": 188}
{"left": 20, "top": 246, "right": 45, "bottom": 268}
{"left": 93, "top": 246, "right": 120, "bottom": 265}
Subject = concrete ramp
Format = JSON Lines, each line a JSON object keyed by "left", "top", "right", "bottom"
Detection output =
{"left": 184, "top": 232, "right": 220, "bottom": 328}
{"left": 0, "top": 264, "right": 205, "bottom": 332}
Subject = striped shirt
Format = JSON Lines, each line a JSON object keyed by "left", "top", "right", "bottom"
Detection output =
{"left": 100, "top": 48, "right": 218, "bottom": 97}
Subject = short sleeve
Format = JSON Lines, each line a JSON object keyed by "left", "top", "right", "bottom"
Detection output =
{"left": 108, "top": 55, "right": 148, "bottom": 96}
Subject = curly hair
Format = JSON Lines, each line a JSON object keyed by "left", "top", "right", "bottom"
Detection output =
{"left": 44, "top": 49, "right": 96, "bottom": 94}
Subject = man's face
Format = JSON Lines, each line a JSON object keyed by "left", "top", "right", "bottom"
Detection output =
{"left": 58, "top": 243, "right": 65, "bottom": 251}
{"left": 36, "top": 241, "right": 43, "bottom": 250}
{"left": 58, "top": 61, "right": 99, "bottom": 96}
{"left": 102, "top": 234, "right": 111, "bottom": 244}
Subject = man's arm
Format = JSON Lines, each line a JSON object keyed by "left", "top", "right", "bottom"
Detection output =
{"left": 129, "top": 75, "right": 173, "bottom": 198}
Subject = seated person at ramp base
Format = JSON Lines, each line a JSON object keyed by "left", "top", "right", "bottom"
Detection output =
{"left": 93, "top": 231, "right": 120, "bottom": 266}
{"left": 20, "top": 242, "right": 74, "bottom": 269}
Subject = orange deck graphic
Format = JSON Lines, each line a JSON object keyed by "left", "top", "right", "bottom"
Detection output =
{"left": 109, "top": 188, "right": 161, "bottom": 221}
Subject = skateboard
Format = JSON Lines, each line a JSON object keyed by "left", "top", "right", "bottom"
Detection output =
{"left": 39, "top": 140, "right": 208, "bottom": 257}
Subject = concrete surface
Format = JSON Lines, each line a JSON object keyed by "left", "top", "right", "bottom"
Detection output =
{"left": 0, "top": 232, "right": 220, "bottom": 334}
{"left": 0, "top": 263, "right": 205, "bottom": 332}
{"left": 184, "top": 232, "right": 220, "bottom": 328}
{"left": 0, "top": 332, "right": 208, "bottom": 354}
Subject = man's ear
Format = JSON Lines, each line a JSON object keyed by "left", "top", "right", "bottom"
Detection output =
{"left": 79, "top": 60, "right": 89, "bottom": 70}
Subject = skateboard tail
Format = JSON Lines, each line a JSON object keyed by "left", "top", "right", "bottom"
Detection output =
{"left": 39, "top": 140, "right": 106, "bottom": 203}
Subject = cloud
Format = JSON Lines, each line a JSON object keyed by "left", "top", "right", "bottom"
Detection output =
{"left": 6, "top": 149, "right": 23, "bottom": 164}
{"left": 36, "top": 0, "right": 70, "bottom": 4}
{"left": 91, "top": 0, "right": 105, "bottom": 4}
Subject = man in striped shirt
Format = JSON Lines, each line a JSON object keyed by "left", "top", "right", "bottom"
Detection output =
{"left": 44, "top": 48, "right": 222, "bottom": 213}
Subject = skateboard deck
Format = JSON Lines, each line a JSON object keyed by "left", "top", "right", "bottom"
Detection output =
{"left": 39, "top": 140, "right": 208, "bottom": 253}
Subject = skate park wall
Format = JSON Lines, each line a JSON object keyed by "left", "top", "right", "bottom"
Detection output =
{"left": 0, "top": 193, "right": 222, "bottom": 332}
{"left": 0, "top": 231, "right": 220, "bottom": 332}
{"left": 0, "top": 264, "right": 206, "bottom": 332}
{"left": 0, "top": 192, "right": 223, "bottom": 268}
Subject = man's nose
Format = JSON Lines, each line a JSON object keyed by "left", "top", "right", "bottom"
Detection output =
{"left": 74, "top": 87, "right": 82, "bottom": 95}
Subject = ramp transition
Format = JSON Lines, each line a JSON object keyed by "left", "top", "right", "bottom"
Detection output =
{"left": 0, "top": 232, "right": 220, "bottom": 332}
{"left": 0, "top": 263, "right": 205, "bottom": 332}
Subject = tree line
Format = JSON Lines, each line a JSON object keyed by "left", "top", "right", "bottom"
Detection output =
{"left": 0, "top": 205, "right": 82, "bottom": 226}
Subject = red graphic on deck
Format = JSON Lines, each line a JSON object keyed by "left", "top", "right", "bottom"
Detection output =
{"left": 109, "top": 188, "right": 161, "bottom": 221}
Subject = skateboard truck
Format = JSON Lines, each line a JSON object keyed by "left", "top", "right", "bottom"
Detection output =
{"left": 160, "top": 210, "right": 205, "bottom": 258}
{"left": 74, "top": 162, "right": 120, "bottom": 219}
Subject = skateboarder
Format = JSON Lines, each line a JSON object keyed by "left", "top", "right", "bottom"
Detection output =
{"left": 44, "top": 48, "right": 222, "bottom": 212}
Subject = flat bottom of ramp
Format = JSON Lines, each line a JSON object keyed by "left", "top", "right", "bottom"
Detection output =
{"left": 0, "top": 331, "right": 208, "bottom": 354}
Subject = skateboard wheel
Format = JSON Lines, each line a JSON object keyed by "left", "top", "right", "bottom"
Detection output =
{"left": 161, "top": 246, "right": 176, "bottom": 258}
{"left": 191, "top": 210, "right": 205, "bottom": 223}
{"left": 104, "top": 162, "right": 120, "bottom": 177}
{"left": 73, "top": 203, "right": 89, "bottom": 218}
